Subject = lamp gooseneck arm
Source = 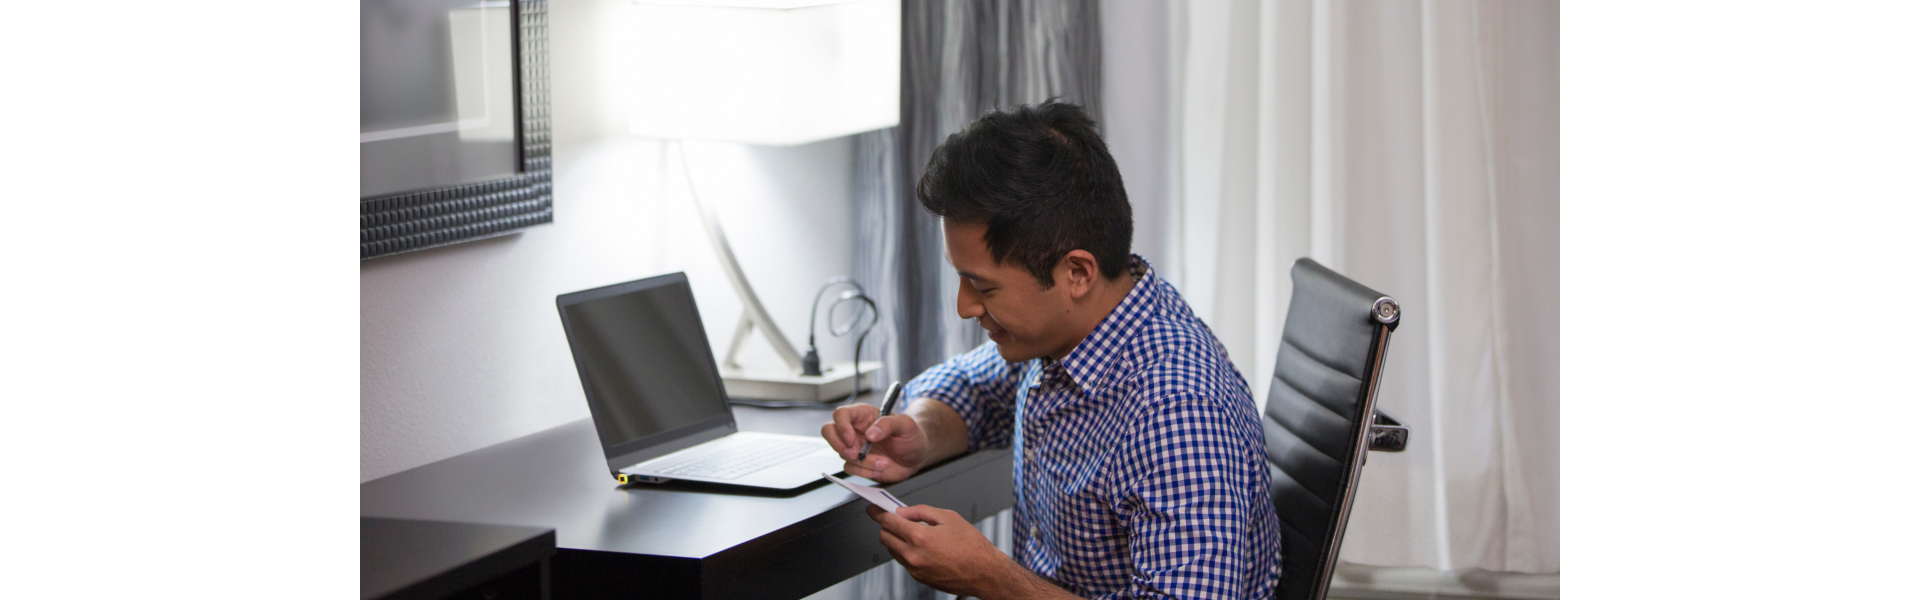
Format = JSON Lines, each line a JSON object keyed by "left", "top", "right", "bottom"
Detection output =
{"left": 676, "top": 140, "right": 804, "bottom": 372}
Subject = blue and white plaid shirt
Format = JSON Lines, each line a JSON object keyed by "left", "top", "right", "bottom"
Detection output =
{"left": 903, "top": 255, "right": 1281, "bottom": 600}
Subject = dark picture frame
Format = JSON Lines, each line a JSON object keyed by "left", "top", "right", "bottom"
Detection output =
{"left": 361, "top": 0, "right": 551, "bottom": 260}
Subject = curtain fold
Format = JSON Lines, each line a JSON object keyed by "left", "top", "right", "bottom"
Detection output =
{"left": 851, "top": 128, "right": 904, "bottom": 390}
{"left": 1170, "top": 0, "right": 1559, "bottom": 574}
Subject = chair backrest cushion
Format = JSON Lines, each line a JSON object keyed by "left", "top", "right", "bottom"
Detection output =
{"left": 1265, "top": 258, "right": 1393, "bottom": 600}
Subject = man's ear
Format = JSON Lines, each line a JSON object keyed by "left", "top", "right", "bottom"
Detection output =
{"left": 1060, "top": 250, "right": 1100, "bottom": 299}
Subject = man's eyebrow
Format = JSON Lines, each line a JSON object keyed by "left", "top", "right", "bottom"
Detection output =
{"left": 956, "top": 270, "right": 997, "bottom": 285}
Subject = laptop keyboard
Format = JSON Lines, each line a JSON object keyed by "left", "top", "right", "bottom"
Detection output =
{"left": 649, "top": 437, "right": 827, "bottom": 480}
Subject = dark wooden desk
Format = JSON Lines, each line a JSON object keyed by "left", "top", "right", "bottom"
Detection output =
{"left": 361, "top": 401, "right": 1014, "bottom": 600}
{"left": 362, "top": 517, "right": 555, "bottom": 600}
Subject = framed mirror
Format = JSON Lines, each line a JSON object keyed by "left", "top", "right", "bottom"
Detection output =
{"left": 360, "top": 0, "right": 551, "bottom": 260}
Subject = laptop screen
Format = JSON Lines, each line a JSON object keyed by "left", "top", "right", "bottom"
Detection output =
{"left": 557, "top": 273, "right": 731, "bottom": 455}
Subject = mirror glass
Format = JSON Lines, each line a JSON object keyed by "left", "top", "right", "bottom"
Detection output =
{"left": 360, "top": 0, "right": 519, "bottom": 198}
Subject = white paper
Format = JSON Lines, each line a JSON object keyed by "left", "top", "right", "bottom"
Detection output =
{"left": 823, "top": 472, "right": 907, "bottom": 514}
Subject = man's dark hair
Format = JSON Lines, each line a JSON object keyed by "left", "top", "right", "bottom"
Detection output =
{"left": 916, "top": 100, "right": 1132, "bottom": 288}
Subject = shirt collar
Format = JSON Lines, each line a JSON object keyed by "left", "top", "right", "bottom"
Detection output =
{"left": 1049, "top": 254, "right": 1157, "bottom": 395}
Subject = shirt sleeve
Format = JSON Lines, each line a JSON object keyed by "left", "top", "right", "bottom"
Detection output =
{"left": 1105, "top": 395, "right": 1278, "bottom": 600}
{"left": 899, "top": 342, "right": 1022, "bottom": 451}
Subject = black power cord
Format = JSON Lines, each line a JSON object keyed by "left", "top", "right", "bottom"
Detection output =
{"left": 730, "top": 277, "right": 879, "bottom": 410}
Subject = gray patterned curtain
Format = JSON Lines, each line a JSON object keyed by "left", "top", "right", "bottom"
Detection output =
{"left": 844, "top": 1, "right": 1101, "bottom": 599}
{"left": 856, "top": 0, "right": 1103, "bottom": 381}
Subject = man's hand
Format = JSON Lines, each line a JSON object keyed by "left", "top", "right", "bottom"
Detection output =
{"left": 868, "top": 505, "right": 1079, "bottom": 600}
{"left": 822, "top": 403, "right": 929, "bottom": 482}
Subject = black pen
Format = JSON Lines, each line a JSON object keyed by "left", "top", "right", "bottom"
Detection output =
{"left": 858, "top": 381, "right": 905, "bottom": 463}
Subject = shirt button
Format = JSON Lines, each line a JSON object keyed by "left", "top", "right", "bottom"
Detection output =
{"left": 1030, "top": 525, "right": 1040, "bottom": 538}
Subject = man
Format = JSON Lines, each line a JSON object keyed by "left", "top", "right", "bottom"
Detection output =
{"left": 821, "top": 100, "right": 1279, "bottom": 600}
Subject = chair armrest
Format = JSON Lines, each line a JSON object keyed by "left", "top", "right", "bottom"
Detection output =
{"left": 1367, "top": 410, "right": 1409, "bottom": 452}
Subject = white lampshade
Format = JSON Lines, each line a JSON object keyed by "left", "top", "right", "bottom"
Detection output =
{"left": 626, "top": 0, "right": 901, "bottom": 146}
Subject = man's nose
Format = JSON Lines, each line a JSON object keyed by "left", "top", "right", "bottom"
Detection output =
{"left": 956, "top": 286, "right": 985, "bottom": 319}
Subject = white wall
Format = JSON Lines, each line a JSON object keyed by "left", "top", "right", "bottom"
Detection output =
{"left": 361, "top": 0, "right": 861, "bottom": 482}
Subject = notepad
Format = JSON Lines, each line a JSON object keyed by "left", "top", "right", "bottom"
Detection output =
{"left": 823, "top": 472, "right": 907, "bottom": 514}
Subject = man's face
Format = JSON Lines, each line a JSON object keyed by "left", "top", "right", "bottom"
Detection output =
{"left": 942, "top": 220, "right": 1077, "bottom": 363}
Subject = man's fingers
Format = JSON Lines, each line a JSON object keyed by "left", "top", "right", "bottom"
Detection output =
{"left": 830, "top": 411, "right": 854, "bottom": 453}
{"left": 841, "top": 410, "right": 865, "bottom": 450}
{"left": 868, "top": 507, "right": 925, "bottom": 570}
{"left": 831, "top": 406, "right": 876, "bottom": 456}
{"left": 897, "top": 505, "right": 959, "bottom": 526}
{"left": 867, "top": 505, "right": 919, "bottom": 538}
{"left": 842, "top": 460, "right": 882, "bottom": 480}
{"left": 828, "top": 418, "right": 861, "bottom": 460}
{"left": 866, "top": 413, "right": 916, "bottom": 442}
{"left": 877, "top": 527, "right": 906, "bottom": 549}
{"left": 876, "top": 528, "right": 910, "bottom": 563}
{"left": 893, "top": 504, "right": 929, "bottom": 523}
{"left": 874, "top": 508, "right": 928, "bottom": 541}
{"left": 819, "top": 423, "right": 847, "bottom": 453}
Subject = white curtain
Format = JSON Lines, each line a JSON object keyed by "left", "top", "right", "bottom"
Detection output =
{"left": 1167, "top": 0, "right": 1558, "bottom": 573}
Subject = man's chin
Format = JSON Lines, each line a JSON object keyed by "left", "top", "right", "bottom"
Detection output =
{"left": 992, "top": 343, "right": 1042, "bottom": 364}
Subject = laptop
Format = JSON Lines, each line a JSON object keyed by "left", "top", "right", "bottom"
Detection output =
{"left": 557, "top": 272, "right": 845, "bottom": 490}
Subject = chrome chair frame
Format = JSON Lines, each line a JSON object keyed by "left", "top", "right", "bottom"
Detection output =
{"left": 1313, "top": 297, "right": 1403, "bottom": 600}
{"left": 1265, "top": 258, "right": 1408, "bottom": 600}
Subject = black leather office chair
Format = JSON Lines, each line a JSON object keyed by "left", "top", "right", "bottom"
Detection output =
{"left": 1263, "top": 258, "right": 1408, "bottom": 600}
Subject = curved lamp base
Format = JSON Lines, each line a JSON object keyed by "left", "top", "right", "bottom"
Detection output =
{"left": 677, "top": 141, "right": 875, "bottom": 403}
